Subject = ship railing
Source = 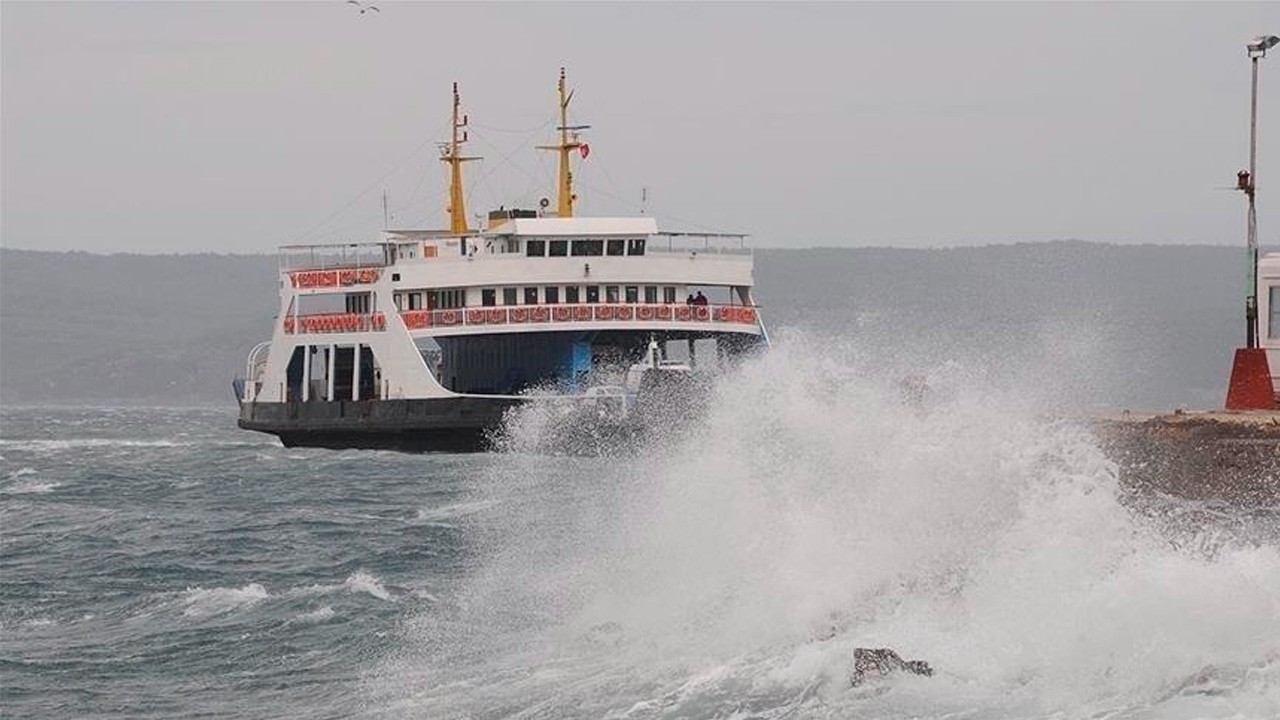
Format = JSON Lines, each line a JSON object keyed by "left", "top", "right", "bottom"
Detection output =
{"left": 648, "top": 233, "right": 751, "bottom": 256}
{"left": 282, "top": 312, "right": 388, "bottom": 334}
{"left": 278, "top": 242, "right": 390, "bottom": 273}
{"left": 285, "top": 267, "right": 383, "bottom": 289}
{"left": 399, "top": 303, "right": 759, "bottom": 330}
{"left": 238, "top": 341, "right": 273, "bottom": 402}
{"left": 245, "top": 341, "right": 271, "bottom": 380}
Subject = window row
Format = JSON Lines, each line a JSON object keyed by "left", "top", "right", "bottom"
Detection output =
{"left": 482, "top": 285, "right": 678, "bottom": 307}
{"left": 525, "top": 238, "right": 646, "bottom": 258}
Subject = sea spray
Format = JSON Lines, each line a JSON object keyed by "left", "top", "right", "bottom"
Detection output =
{"left": 373, "top": 337, "right": 1280, "bottom": 719}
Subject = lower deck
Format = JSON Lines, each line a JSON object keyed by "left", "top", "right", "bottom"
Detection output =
{"left": 238, "top": 396, "right": 521, "bottom": 452}
{"left": 432, "top": 329, "right": 763, "bottom": 394}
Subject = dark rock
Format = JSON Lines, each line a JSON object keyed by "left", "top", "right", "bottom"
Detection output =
{"left": 851, "top": 647, "right": 934, "bottom": 685}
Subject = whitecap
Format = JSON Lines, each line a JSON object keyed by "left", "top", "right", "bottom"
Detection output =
{"left": 292, "top": 606, "right": 336, "bottom": 624}
{"left": 344, "top": 572, "right": 392, "bottom": 601}
{"left": 286, "top": 583, "right": 337, "bottom": 598}
{"left": 0, "top": 438, "right": 192, "bottom": 453}
{"left": 415, "top": 499, "right": 498, "bottom": 523}
{"left": 2, "top": 480, "right": 61, "bottom": 495}
{"left": 182, "top": 583, "right": 270, "bottom": 617}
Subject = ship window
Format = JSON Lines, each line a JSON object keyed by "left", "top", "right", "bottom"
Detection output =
{"left": 1271, "top": 286, "right": 1280, "bottom": 339}
{"left": 393, "top": 293, "right": 404, "bottom": 311}
{"left": 524, "top": 287, "right": 538, "bottom": 305}
{"left": 571, "top": 240, "right": 603, "bottom": 256}
{"left": 606, "top": 285, "right": 620, "bottom": 303}
{"left": 566, "top": 286, "right": 580, "bottom": 303}
{"left": 408, "top": 293, "right": 422, "bottom": 310}
{"left": 549, "top": 240, "right": 568, "bottom": 257}
{"left": 628, "top": 238, "right": 646, "bottom": 256}
{"left": 586, "top": 286, "right": 600, "bottom": 303}
{"left": 644, "top": 286, "right": 658, "bottom": 303}
{"left": 482, "top": 289, "right": 496, "bottom": 307}
{"left": 545, "top": 286, "right": 560, "bottom": 304}
{"left": 625, "top": 286, "right": 639, "bottom": 303}
{"left": 503, "top": 287, "right": 517, "bottom": 305}
{"left": 606, "top": 240, "right": 625, "bottom": 256}
{"left": 526, "top": 240, "right": 546, "bottom": 257}
{"left": 345, "top": 293, "right": 371, "bottom": 314}
{"left": 663, "top": 286, "right": 676, "bottom": 304}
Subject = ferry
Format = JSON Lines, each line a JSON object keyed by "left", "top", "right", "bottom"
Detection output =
{"left": 235, "top": 70, "right": 768, "bottom": 451}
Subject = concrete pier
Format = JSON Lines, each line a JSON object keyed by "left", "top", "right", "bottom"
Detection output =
{"left": 1092, "top": 410, "right": 1280, "bottom": 506}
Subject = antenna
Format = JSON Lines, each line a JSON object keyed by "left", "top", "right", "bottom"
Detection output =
{"left": 640, "top": 186, "right": 648, "bottom": 215}
{"left": 382, "top": 191, "right": 389, "bottom": 227}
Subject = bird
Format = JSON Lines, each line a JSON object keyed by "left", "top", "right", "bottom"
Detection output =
{"left": 346, "top": 0, "right": 379, "bottom": 14}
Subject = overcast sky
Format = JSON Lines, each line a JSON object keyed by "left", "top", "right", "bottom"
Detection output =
{"left": 4, "top": 2, "right": 1280, "bottom": 253}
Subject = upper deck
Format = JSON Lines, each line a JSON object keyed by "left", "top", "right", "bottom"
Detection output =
{"left": 279, "top": 216, "right": 755, "bottom": 293}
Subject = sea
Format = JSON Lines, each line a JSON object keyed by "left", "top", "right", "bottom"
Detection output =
{"left": 3, "top": 339, "right": 1280, "bottom": 719}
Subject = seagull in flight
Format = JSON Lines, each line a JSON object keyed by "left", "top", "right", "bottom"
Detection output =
{"left": 346, "top": 0, "right": 379, "bottom": 14}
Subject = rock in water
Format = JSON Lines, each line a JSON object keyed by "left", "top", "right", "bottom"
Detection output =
{"left": 851, "top": 648, "right": 934, "bottom": 685}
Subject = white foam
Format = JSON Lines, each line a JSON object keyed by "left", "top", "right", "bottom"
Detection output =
{"left": 182, "top": 583, "right": 270, "bottom": 618}
{"left": 2, "top": 479, "right": 61, "bottom": 495}
{"left": 293, "top": 606, "right": 336, "bottom": 624}
{"left": 344, "top": 572, "right": 392, "bottom": 601}
{"left": 0, "top": 438, "right": 191, "bottom": 453}
{"left": 373, "top": 337, "right": 1280, "bottom": 718}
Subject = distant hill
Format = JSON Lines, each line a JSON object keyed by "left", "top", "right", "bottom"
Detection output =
{"left": 0, "top": 243, "right": 1245, "bottom": 409}
{"left": 1, "top": 250, "right": 277, "bottom": 405}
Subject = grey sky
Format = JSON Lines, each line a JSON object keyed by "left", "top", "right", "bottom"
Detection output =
{"left": 4, "top": 1, "right": 1280, "bottom": 253}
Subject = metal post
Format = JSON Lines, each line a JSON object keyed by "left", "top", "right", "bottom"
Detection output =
{"left": 326, "top": 344, "right": 336, "bottom": 400}
{"left": 353, "top": 344, "right": 362, "bottom": 401}
{"left": 1248, "top": 54, "right": 1260, "bottom": 348}
{"left": 1243, "top": 35, "right": 1279, "bottom": 347}
{"left": 302, "top": 345, "right": 312, "bottom": 402}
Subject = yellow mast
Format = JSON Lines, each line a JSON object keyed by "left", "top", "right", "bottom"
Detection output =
{"left": 441, "top": 82, "right": 479, "bottom": 234}
{"left": 537, "top": 68, "right": 589, "bottom": 217}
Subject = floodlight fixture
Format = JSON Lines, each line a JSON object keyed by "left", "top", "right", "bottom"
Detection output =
{"left": 1248, "top": 35, "right": 1280, "bottom": 58}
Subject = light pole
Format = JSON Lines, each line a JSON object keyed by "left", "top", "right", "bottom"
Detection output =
{"left": 1242, "top": 35, "right": 1279, "bottom": 348}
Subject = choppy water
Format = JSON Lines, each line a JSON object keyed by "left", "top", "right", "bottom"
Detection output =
{"left": 3, "top": 343, "right": 1279, "bottom": 719}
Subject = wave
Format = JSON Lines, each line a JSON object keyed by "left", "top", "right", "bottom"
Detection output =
{"left": 343, "top": 571, "right": 392, "bottom": 601}
{"left": 291, "top": 606, "right": 336, "bottom": 624}
{"left": 2, "top": 466, "right": 58, "bottom": 494}
{"left": 287, "top": 572, "right": 394, "bottom": 602}
{"left": 0, "top": 438, "right": 194, "bottom": 452}
{"left": 371, "top": 336, "right": 1280, "bottom": 718}
{"left": 182, "top": 583, "right": 270, "bottom": 618}
{"left": 2, "top": 468, "right": 61, "bottom": 494}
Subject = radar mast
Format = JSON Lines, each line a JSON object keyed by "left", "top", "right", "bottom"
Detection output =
{"left": 537, "top": 68, "right": 590, "bottom": 217}
{"left": 441, "top": 82, "right": 479, "bottom": 234}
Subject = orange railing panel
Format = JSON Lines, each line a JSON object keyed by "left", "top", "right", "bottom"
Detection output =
{"left": 395, "top": 303, "right": 760, "bottom": 331}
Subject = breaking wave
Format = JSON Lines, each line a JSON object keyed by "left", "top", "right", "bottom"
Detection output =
{"left": 371, "top": 336, "right": 1280, "bottom": 719}
{"left": 182, "top": 583, "right": 271, "bottom": 618}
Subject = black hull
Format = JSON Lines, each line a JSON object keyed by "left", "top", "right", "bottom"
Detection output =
{"left": 238, "top": 397, "right": 523, "bottom": 452}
